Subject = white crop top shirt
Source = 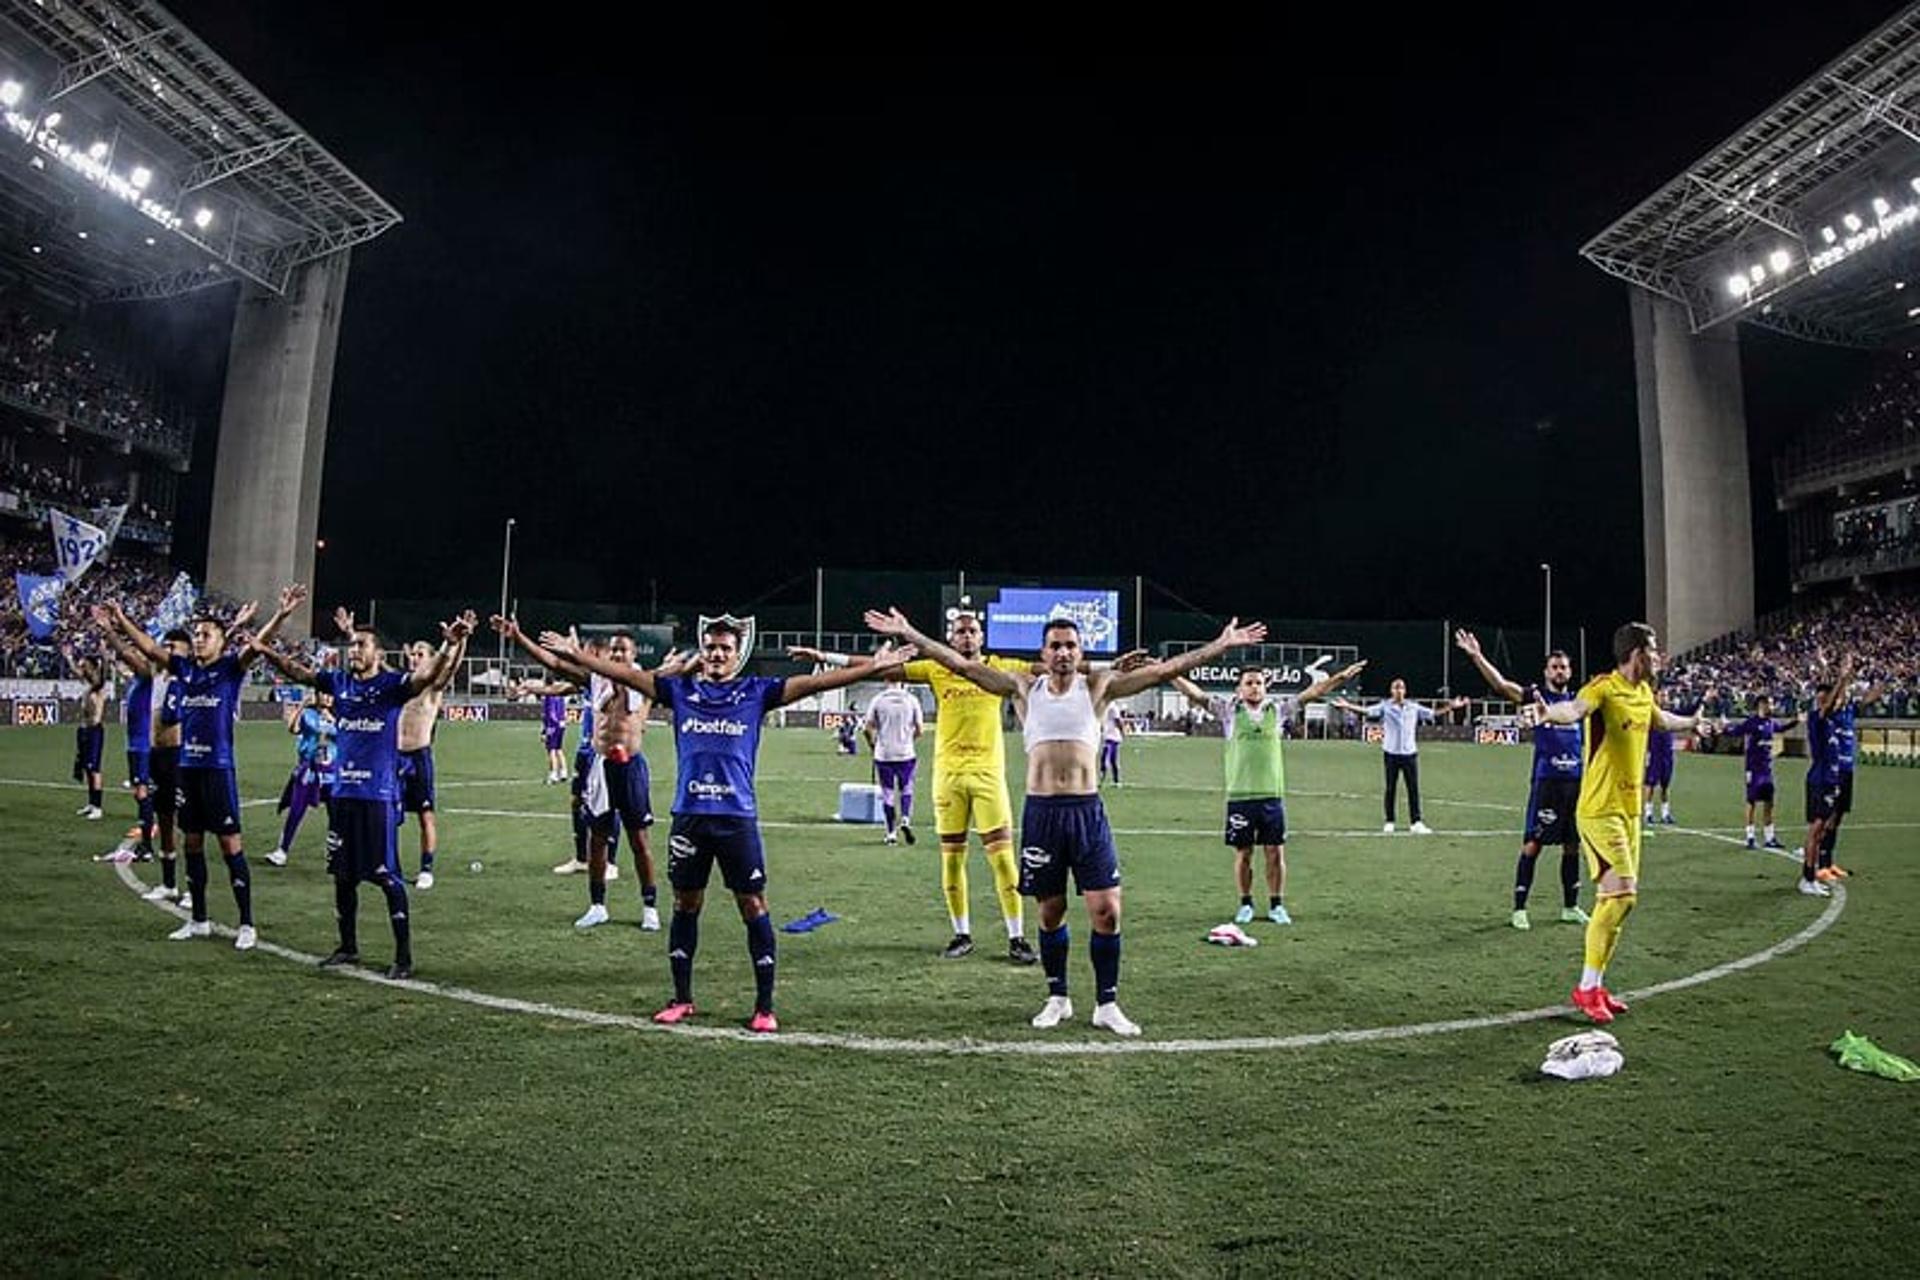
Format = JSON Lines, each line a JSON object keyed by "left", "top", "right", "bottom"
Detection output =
{"left": 1022, "top": 674, "right": 1102, "bottom": 750}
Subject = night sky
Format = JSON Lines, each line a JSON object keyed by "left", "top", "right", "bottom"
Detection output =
{"left": 150, "top": 2, "right": 1902, "bottom": 636}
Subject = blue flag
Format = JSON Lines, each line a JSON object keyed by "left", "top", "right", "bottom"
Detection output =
{"left": 145, "top": 572, "right": 198, "bottom": 638}
{"left": 15, "top": 572, "right": 63, "bottom": 641}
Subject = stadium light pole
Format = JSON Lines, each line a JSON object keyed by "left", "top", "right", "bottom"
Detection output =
{"left": 1541, "top": 563, "right": 1552, "bottom": 658}
{"left": 498, "top": 517, "right": 516, "bottom": 680}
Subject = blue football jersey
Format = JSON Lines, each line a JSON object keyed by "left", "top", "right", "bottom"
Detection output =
{"left": 317, "top": 669, "right": 413, "bottom": 802}
{"left": 169, "top": 654, "right": 244, "bottom": 771}
{"left": 125, "top": 673, "right": 153, "bottom": 751}
{"left": 655, "top": 674, "right": 787, "bottom": 817}
{"left": 1530, "top": 684, "right": 1582, "bottom": 780}
{"left": 1831, "top": 701, "right": 1857, "bottom": 774}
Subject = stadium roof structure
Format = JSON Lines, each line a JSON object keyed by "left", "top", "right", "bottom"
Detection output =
{"left": 0, "top": 0, "right": 398, "bottom": 302}
{"left": 1582, "top": 4, "right": 1920, "bottom": 348}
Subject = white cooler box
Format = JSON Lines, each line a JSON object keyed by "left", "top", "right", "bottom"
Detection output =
{"left": 837, "top": 783, "right": 885, "bottom": 824}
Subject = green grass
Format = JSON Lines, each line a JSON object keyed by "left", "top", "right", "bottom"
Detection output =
{"left": 1, "top": 722, "right": 1916, "bottom": 1276}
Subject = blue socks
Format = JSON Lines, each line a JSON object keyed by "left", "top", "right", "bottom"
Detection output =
{"left": 746, "top": 913, "right": 777, "bottom": 1013}
{"left": 223, "top": 852, "right": 253, "bottom": 927}
{"left": 1040, "top": 925, "right": 1070, "bottom": 997}
{"left": 1090, "top": 931, "right": 1121, "bottom": 1006}
{"left": 334, "top": 876, "right": 359, "bottom": 952}
{"left": 669, "top": 910, "right": 699, "bottom": 1002}
{"left": 185, "top": 850, "right": 209, "bottom": 921}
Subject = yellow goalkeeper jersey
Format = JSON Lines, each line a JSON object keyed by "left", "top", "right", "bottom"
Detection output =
{"left": 902, "top": 655, "right": 1029, "bottom": 776}
{"left": 1575, "top": 669, "right": 1656, "bottom": 822}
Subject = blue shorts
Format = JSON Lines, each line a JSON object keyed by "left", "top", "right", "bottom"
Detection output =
{"left": 666, "top": 814, "right": 766, "bottom": 895}
{"left": 1524, "top": 775, "right": 1580, "bottom": 847}
{"left": 589, "top": 755, "right": 654, "bottom": 836}
{"left": 398, "top": 748, "right": 436, "bottom": 813}
{"left": 150, "top": 747, "right": 179, "bottom": 817}
{"left": 1806, "top": 778, "right": 1839, "bottom": 823}
{"left": 542, "top": 724, "right": 565, "bottom": 751}
{"left": 127, "top": 749, "right": 152, "bottom": 788}
{"left": 325, "top": 797, "right": 403, "bottom": 883}
{"left": 73, "top": 724, "right": 104, "bottom": 778}
{"left": 1645, "top": 754, "right": 1674, "bottom": 788}
{"left": 1224, "top": 797, "right": 1286, "bottom": 848}
{"left": 1744, "top": 773, "right": 1776, "bottom": 806}
{"left": 1018, "top": 794, "right": 1121, "bottom": 897}
{"left": 177, "top": 767, "right": 241, "bottom": 837}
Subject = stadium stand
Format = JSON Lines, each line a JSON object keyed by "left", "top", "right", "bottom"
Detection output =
{"left": 1777, "top": 350, "right": 1920, "bottom": 587}
{"left": 1665, "top": 588, "right": 1920, "bottom": 717}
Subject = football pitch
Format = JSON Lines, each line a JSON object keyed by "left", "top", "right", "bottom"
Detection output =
{"left": 1, "top": 721, "right": 1915, "bottom": 1276}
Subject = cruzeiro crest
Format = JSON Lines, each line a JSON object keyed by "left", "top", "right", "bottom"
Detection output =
{"left": 696, "top": 613, "right": 757, "bottom": 679}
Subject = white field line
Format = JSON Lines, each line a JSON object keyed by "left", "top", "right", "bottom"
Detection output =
{"left": 109, "top": 835, "right": 1848, "bottom": 1058}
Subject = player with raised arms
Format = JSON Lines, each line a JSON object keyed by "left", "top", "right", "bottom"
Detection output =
{"left": 96, "top": 621, "right": 189, "bottom": 900}
{"left": 394, "top": 620, "right": 471, "bottom": 890}
{"left": 545, "top": 618, "right": 915, "bottom": 1033}
{"left": 96, "top": 587, "right": 304, "bottom": 949}
{"left": 63, "top": 646, "right": 108, "bottom": 820}
{"left": 791, "top": 615, "right": 1147, "bottom": 964}
{"left": 495, "top": 621, "right": 674, "bottom": 928}
{"left": 866, "top": 607, "right": 1267, "bottom": 1036}
{"left": 1718, "top": 693, "right": 1797, "bottom": 851}
{"left": 1522, "top": 621, "right": 1712, "bottom": 1024}
{"left": 1453, "top": 630, "right": 1590, "bottom": 931}
{"left": 1169, "top": 655, "right": 1366, "bottom": 926}
{"left": 248, "top": 608, "right": 471, "bottom": 978}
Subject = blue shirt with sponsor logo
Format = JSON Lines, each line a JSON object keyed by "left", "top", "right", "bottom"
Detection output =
{"left": 1806, "top": 706, "right": 1839, "bottom": 788}
{"left": 168, "top": 654, "right": 244, "bottom": 771}
{"left": 655, "top": 674, "right": 787, "bottom": 817}
{"left": 1529, "top": 684, "right": 1582, "bottom": 780}
{"left": 315, "top": 669, "right": 413, "bottom": 802}
{"left": 1831, "top": 701, "right": 1857, "bottom": 775}
{"left": 125, "top": 673, "right": 153, "bottom": 752}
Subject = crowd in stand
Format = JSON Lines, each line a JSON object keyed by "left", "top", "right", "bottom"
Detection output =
{"left": 0, "top": 305, "right": 192, "bottom": 457}
{"left": 1796, "top": 494, "right": 1920, "bottom": 572}
{"left": 0, "top": 533, "right": 172, "bottom": 676}
{"left": 1665, "top": 589, "right": 1920, "bottom": 718}
{"left": 0, "top": 457, "right": 172, "bottom": 531}
{"left": 1780, "top": 350, "right": 1920, "bottom": 478}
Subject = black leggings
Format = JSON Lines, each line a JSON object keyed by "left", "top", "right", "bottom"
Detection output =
{"left": 1384, "top": 753, "right": 1422, "bottom": 823}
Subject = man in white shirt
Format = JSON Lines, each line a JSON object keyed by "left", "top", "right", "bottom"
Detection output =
{"left": 1332, "top": 679, "right": 1467, "bottom": 834}
{"left": 862, "top": 673, "right": 925, "bottom": 844}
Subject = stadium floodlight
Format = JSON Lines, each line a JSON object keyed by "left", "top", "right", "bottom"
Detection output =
{"left": 192, "top": 206, "right": 213, "bottom": 230}
{"left": 1899, "top": 281, "right": 1908, "bottom": 291}
{"left": 29, "top": 244, "right": 40, "bottom": 254}
{"left": 75, "top": 230, "right": 87, "bottom": 239}
{"left": 42, "top": 110, "right": 59, "bottom": 127}
{"left": 1844, "top": 212, "right": 1864, "bottom": 232}
{"left": 1769, "top": 248, "right": 1792, "bottom": 273}
{"left": 130, "top": 166, "right": 151, "bottom": 190}
{"left": 1822, "top": 226, "right": 1838, "bottom": 244}
{"left": 1728, "top": 273, "right": 1752, "bottom": 297}
{"left": 1874, "top": 196, "right": 1893, "bottom": 218}
{"left": 87, "top": 140, "right": 107, "bottom": 161}
{"left": 1748, "top": 264, "right": 1767, "bottom": 284}
{"left": 0, "top": 81, "right": 21, "bottom": 108}
{"left": 1908, "top": 305, "right": 1920, "bottom": 319}
{"left": 143, "top": 236, "right": 155, "bottom": 246}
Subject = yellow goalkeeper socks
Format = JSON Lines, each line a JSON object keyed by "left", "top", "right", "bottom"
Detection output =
{"left": 985, "top": 837, "right": 1023, "bottom": 936}
{"left": 941, "top": 846, "right": 970, "bottom": 933}
{"left": 1582, "top": 892, "right": 1637, "bottom": 978}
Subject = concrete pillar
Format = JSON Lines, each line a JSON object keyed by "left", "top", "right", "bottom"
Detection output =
{"left": 1631, "top": 291, "right": 1754, "bottom": 655}
{"left": 204, "top": 252, "right": 350, "bottom": 637}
